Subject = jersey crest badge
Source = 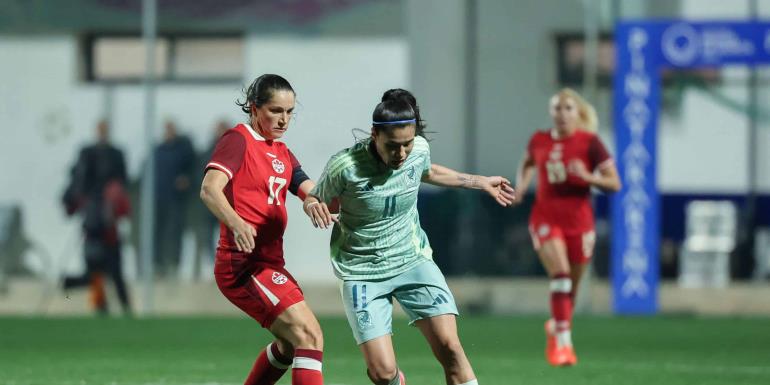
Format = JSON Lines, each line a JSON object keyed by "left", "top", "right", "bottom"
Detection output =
{"left": 271, "top": 272, "right": 288, "bottom": 285}
{"left": 407, "top": 165, "right": 416, "bottom": 181}
{"left": 272, "top": 158, "right": 285, "bottom": 174}
{"left": 356, "top": 310, "right": 373, "bottom": 330}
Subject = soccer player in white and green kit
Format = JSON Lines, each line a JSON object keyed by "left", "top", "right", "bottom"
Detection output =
{"left": 303, "top": 90, "right": 515, "bottom": 385}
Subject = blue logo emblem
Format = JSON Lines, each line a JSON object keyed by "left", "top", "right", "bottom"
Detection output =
{"left": 407, "top": 165, "right": 416, "bottom": 181}
{"left": 356, "top": 310, "right": 373, "bottom": 330}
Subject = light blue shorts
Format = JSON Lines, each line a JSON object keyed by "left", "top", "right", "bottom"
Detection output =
{"left": 340, "top": 260, "right": 459, "bottom": 345}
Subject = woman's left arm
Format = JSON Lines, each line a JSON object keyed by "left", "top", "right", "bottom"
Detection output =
{"left": 423, "top": 163, "right": 516, "bottom": 207}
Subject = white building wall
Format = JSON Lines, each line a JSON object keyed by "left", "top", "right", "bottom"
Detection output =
{"left": 663, "top": 0, "right": 770, "bottom": 192}
{"left": 0, "top": 35, "right": 407, "bottom": 283}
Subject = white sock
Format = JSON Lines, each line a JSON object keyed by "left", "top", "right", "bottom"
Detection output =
{"left": 459, "top": 380, "right": 478, "bottom": 385}
{"left": 556, "top": 329, "right": 572, "bottom": 347}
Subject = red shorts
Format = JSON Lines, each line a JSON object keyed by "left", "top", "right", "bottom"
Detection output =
{"left": 528, "top": 222, "right": 596, "bottom": 264}
{"left": 214, "top": 250, "right": 305, "bottom": 328}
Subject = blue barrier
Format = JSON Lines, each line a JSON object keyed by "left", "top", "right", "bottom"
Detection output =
{"left": 612, "top": 20, "right": 770, "bottom": 314}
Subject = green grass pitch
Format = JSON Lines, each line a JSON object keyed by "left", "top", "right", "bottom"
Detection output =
{"left": 1, "top": 315, "right": 768, "bottom": 384}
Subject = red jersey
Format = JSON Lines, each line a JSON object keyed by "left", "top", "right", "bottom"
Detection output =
{"left": 206, "top": 123, "right": 303, "bottom": 268}
{"left": 528, "top": 129, "right": 612, "bottom": 234}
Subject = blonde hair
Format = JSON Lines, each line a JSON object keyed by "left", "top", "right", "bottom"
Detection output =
{"left": 554, "top": 88, "right": 598, "bottom": 132}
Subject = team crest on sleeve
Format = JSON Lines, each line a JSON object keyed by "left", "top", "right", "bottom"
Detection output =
{"left": 538, "top": 224, "right": 551, "bottom": 237}
{"left": 407, "top": 165, "right": 416, "bottom": 181}
{"left": 272, "top": 158, "right": 285, "bottom": 174}
{"left": 271, "top": 272, "right": 288, "bottom": 285}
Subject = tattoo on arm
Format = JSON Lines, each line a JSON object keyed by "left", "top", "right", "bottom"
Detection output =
{"left": 458, "top": 174, "right": 479, "bottom": 188}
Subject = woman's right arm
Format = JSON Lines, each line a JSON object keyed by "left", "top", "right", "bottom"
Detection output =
{"left": 200, "top": 169, "right": 256, "bottom": 252}
{"left": 300, "top": 180, "right": 337, "bottom": 229}
{"left": 512, "top": 153, "right": 536, "bottom": 205}
{"left": 303, "top": 154, "right": 346, "bottom": 230}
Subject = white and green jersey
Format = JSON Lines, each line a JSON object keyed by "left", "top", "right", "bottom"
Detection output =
{"left": 311, "top": 136, "right": 433, "bottom": 280}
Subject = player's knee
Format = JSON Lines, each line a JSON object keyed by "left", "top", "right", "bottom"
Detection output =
{"left": 367, "top": 364, "right": 398, "bottom": 384}
{"left": 290, "top": 322, "right": 323, "bottom": 350}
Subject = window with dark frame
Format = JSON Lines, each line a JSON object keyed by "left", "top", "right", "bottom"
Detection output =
{"left": 555, "top": 32, "right": 615, "bottom": 87}
{"left": 554, "top": 32, "right": 721, "bottom": 88}
{"left": 82, "top": 33, "right": 244, "bottom": 83}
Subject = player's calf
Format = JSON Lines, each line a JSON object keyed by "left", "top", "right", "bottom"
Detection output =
{"left": 432, "top": 340, "right": 473, "bottom": 379}
{"left": 549, "top": 272, "right": 573, "bottom": 347}
{"left": 436, "top": 346, "right": 477, "bottom": 384}
{"left": 245, "top": 341, "right": 293, "bottom": 385}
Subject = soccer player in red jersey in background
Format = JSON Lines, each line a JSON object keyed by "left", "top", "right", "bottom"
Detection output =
{"left": 511, "top": 88, "right": 621, "bottom": 367}
{"left": 200, "top": 74, "right": 334, "bottom": 385}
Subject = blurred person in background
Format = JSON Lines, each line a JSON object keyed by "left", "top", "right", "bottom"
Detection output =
{"left": 62, "top": 119, "right": 132, "bottom": 316}
{"left": 305, "top": 90, "right": 514, "bottom": 385}
{"left": 153, "top": 119, "right": 196, "bottom": 277}
{"left": 194, "top": 119, "right": 231, "bottom": 275}
{"left": 200, "top": 74, "right": 330, "bottom": 385}
{"left": 511, "top": 88, "right": 621, "bottom": 366}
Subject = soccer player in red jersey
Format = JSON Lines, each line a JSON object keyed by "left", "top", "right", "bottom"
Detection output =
{"left": 200, "top": 74, "right": 334, "bottom": 385}
{"left": 512, "top": 88, "right": 621, "bottom": 367}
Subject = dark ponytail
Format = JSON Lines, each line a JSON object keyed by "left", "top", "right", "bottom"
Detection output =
{"left": 236, "top": 74, "right": 294, "bottom": 116}
{"left": 381, "top": 88, "right": 427, "bottom": 137}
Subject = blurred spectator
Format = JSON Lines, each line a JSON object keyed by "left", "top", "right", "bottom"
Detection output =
{"left": 61, "top": 120, "right": 132, "bottom": 315}
{"left": 193, "top": 119, "right": 230, "bottom": 276}
{"left": 153, "top": 120, "right": 196, "bottom": 277}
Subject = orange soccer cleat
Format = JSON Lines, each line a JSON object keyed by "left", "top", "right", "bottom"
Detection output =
{"left": 548, "top": 344, "right": 578, "bottom": 367}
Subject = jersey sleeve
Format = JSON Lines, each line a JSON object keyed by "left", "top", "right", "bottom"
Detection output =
{"left": 526, "top": 133, "right": 537, "bottom": 161}
{"left": 205, "top": 130, "right": 246, "bottom": 179}
{"left": 414, "top": 135, "right": 432, "bottom": 177}
{"left": 310, "top": 153, "right": 349, "bottom": 204}
{"left": 287, "top": 149, "right": 310, "bottom": 196}
{"left": 588, "top": 135, "right": 612, "bottom": 170}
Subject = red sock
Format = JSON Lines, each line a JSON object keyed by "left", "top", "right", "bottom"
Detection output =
{"left": 245, "top": 342, "right": 292, "bottom": 385}
{"left": 292, "top": 349, "right": 323, "bottom": 385}
{"left": 550, "top": 273, "right": 573, "bottom": 330}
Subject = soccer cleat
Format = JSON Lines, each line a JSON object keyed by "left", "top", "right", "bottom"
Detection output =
{"left": 564, "top": 345, "right": 578, "bottom": 366}
{"left": 548, "top": 345, "right": 578, "bottom": 367}
{"left": 544, "top": 319, "right": 556, "bottom": 362}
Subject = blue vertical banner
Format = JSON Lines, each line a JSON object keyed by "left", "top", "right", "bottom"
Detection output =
{"left": 612, "top": 23, "right": 661, "bottom": 314}
{"left": 611, "top": 20, "right": 770, "bottom": 314}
